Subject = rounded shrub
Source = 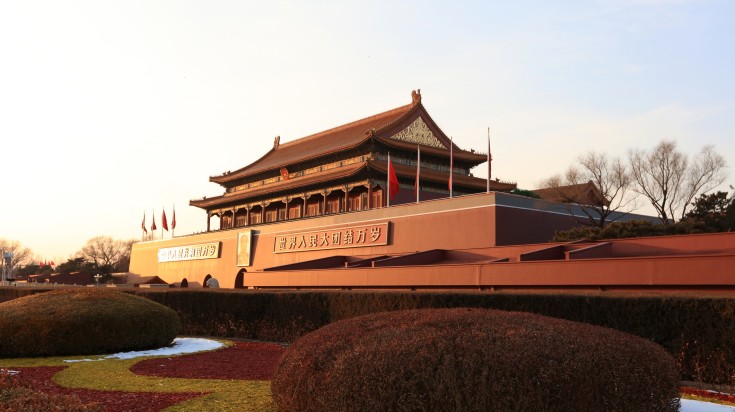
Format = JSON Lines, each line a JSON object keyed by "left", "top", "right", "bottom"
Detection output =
{"left": 0, "top": 289, "right": 180, "bottom": 357}
{"left": 272, "top": 308, "right": 680, "bottom": 412}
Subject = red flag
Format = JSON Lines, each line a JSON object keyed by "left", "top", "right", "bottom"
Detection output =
{"left": 141, "top": 211, "right": 148, "bottom": 234}
{"left": 50, "top": 261, "right": 55, "bottom": 266}
{"left": 388, "top": 153, "right": 400, "bottom": 200}
{"left": 39, "top": 261, "right": 45, "bottom": 268}
{"left": 162, "top": 209, "right": 169, "bottom": 231}
{"left": 172, "top": 206, "right": 176, "bottom": 230}
{"left": 151, "top": 210, "right": 157, "bottom": 231}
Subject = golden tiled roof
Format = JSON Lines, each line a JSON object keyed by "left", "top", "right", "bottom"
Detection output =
{"left": 210, "top": 90, "right": 485, "bottom": 185}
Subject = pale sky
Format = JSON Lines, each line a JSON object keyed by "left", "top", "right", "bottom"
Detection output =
{"left": 1, "top": 0, "right": 733, "bottom": 261}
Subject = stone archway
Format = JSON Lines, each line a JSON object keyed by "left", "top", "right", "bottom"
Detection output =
{"left": 234, "top": 268, "right": 247, "bottom": 289}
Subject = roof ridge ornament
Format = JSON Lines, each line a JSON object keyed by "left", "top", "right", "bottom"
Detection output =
{"left": 274, "top": 136, "right": 280, "bottom": 149}
{"left": 411, "top": 89, "right": 421, "bottom": 104}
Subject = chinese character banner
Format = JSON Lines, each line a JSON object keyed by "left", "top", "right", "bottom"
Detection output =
{"left": 273, "top": 222, "right": 389, "bottom": 253}
{"left": 158, "top": 242, "right": 221, "bottom": 262}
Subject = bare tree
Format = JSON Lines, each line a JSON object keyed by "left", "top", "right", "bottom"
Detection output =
{"left": 629, "top": 140, "right": 727, "bottom": 223}
{"left": 0, "top": 239, "right": 34, "bottom": 275}
{"left": 80, "top": 236, "right": 136, "bottom": 272}
{"left": 538, "top": 151, "right": 637, "bottom": 227}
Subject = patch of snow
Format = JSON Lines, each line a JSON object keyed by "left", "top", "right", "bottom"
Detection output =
{"left": 64, "top": 337, "right": 224, "bottom": 363}
{"left": 682, "top": 399, "right": 735, "bottom": 412}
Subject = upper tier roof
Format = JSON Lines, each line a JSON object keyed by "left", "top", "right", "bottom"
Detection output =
{"left": 210, "top": 90, "right": 486, "bottom": 185}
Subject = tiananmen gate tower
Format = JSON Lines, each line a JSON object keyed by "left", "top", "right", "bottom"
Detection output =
{"left": 129, "top": 91, "right": 735, "bottom": 291}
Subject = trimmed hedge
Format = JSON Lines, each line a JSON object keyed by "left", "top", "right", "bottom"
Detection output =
{"left": 272, "top": 308, "right": 681, "bottom": 411}
{"left": 136, "top": 289, "right": 322, "bottom": 343}
{"left": 0, "top": 289, "right": 180, "bottom": 357}
{"left": 134, "top": 290, "right": 735, "bottom": 385}
{"left": 2, "top": 288, "right": 735, "bottom": 385}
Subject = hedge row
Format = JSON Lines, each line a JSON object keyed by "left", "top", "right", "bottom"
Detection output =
{"left": 2, "top": 287, "right": 734, "bottom": 384}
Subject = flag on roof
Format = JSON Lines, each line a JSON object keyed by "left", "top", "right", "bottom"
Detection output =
{"left": 388, "top": 153, "right": 399, "bottom": 200}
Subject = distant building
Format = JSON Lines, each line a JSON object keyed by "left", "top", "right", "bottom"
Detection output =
{"left": 533, "top": 181, "right": 609, "bottom": 206}
{"left": 28, "top": 271, "right": 92, "bottom": 285}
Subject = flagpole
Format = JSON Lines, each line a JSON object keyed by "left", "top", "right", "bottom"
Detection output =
{"left": 416, "top": 145, "right": 420, "bottom": 203}
{"left": 152, "top": 208, "right": 155, "bottom": 239}
{"left": 172, "top": 204, "right": 175, "bottom": 238}
{"left": 449, "top": 136, "right": 453, "bottom": 198}
{"left": 387, "top": 152, "right": 391, "bottom": 207}
{"left": 487, "top": 127, "right": 491, "bottom": 193}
